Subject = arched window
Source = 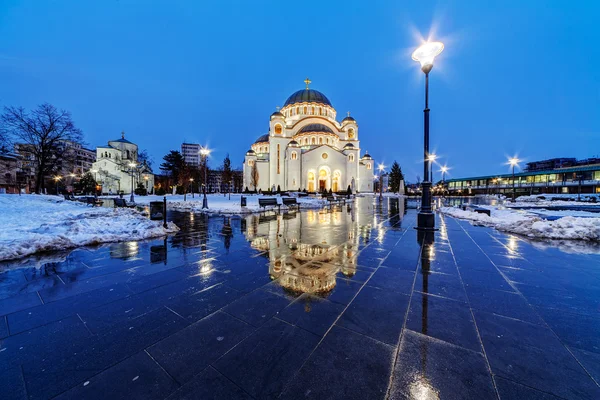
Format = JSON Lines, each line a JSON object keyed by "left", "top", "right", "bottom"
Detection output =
{"left": 311, "top": 137, "right": 316, "bottom": 145}
{"left": 291, "top": 151, "right": 297, "bottom": 160}
{"left": 319, "top": 108, "right": 322, "bottom": 115}
{"left": 296, "top": 107, "right": 299, "bottom": 114}
{"left": 304, "top": 138, "right": 308, "bottom": 145}
{"left": 304, "top": 106, "right": 307, "bottom": 114}
{"left": 109, "top": 153, "right": 111, "bottom": 158}
{"left": 326, "top": 138, "right": 330, "bottom": 144}
{"left": 311, "top": 107, "right": 314, "bottom": 115}
{"left": 367, "top": 163, "right": 372, "bottom": 169}
{"left": 349, "top": 154, "right": 355, "bottom": 162}
{"left": 319, "top": 137, "right": 323, "bottom": 144}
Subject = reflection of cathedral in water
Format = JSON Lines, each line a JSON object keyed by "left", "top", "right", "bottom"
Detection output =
{"left": 243, "top": 199, "right": 379, "bottom": 294}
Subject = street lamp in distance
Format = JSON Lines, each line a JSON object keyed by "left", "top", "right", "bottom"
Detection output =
{"left": 508, "top": 157, "right": 520, "bottom": 202}
{"left": 412, "top": 41, "right": 444, "bottom": 230}
{"left": 378, "top": 163, "right": 385, "bottom": 200}
{"left": 200, "top": 147, "right": 211, "bottom": 209}
{"left": 440, "top": 165, "right": 448, "bottom": 196}
{"left": 128, "top": 162, "right": 137, "bottom": 203}
{"left": 54, "top": 175, "right": 62, "bottom": 195}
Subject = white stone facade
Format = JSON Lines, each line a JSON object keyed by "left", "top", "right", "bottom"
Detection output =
{"left": 90, "top": 133, "right": 154, "bottom": 195}
{"left": 243, "top": 83, "right": 375, "bottom": 193}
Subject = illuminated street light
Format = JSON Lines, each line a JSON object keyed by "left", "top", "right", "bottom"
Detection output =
{"left": 200, "top": 147, "right": 211, "bottom": 209}
{"left": 508, "top": 157, "right": 520, "bottom": 202}
{"left": 54, "top": 175, "right": 62, "bottom": 195}
{"left": 190, "top": 178, "right": 194, "bottom": 198}
{"left": 128, "top": 162, "right": 137, "bottom": 203}
{"left": 413, "top": 41, "right": 444, "bottom": 230}
{"left": 440, "top": 165, "right": 449, "bottom": 196}
{"left": 377, "top": 163, "right": 385, "bottom": 200}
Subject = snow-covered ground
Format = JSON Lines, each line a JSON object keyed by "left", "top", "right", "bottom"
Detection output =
{"left": 509, "top": 194, "right": 600, "bottom": 208}
{"left": 128, "top": 193, "right": 332, "bottom": 214}
{"left": 440, "top": 206, "right": 600, "bottom": 241}
{"left": 0, "top": 194, "right": 178, "bottom": 262}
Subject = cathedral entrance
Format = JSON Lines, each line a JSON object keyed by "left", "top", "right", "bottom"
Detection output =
{"left": 332, "top": 171, "right": 341, "bottom": 192}
{"left": 318, "top": 168, "right": 330, "bottom": 192}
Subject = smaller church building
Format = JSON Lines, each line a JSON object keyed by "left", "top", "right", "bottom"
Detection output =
{"left": 243, "top": 79, "right": 375, "bottom": 193}
{"left": 90, "top": 133, "right": 154, "bottom": 195}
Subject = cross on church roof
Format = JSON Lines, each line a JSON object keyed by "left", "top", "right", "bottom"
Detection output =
{"left": 276, "top": 106, "right": 280, "bottom": 111}
{"left": 347, "top": 111, "right": 351, "bottom": 117}
{"left": 121, "top": 131, "right": 125, "bottom": 139}
{"left": 304, "top": 77, "right": 311, "bottom": 89}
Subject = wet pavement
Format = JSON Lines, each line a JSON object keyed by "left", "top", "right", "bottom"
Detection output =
{"left": 1, "top": 197, "right": 599, "bottom": 399}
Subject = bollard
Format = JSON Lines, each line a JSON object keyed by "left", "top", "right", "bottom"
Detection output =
{"left": 163, "top": 196, "right": 167, "bottom": 228}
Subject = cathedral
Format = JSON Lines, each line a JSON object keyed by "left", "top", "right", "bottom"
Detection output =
{"left": 243, "top": 79, "right": 375, "bottom": 193}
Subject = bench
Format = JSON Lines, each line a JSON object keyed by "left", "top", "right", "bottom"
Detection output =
{"left": 282, "top": 197, "right": 299, "bottom": 209}
{"left": 326, "top": 196, "right": 344, "bottom": 206}
{"left": 114, "top": 198, "right": 136, "bottom": 208}
{"left": 258, "top": 198, "right": 280, "bottom": 211}
{"left": 84, "top": 197, "right": 103, "bottom": 207}
{"left": 473, "top": 207, "right": 491, "bottom": 216}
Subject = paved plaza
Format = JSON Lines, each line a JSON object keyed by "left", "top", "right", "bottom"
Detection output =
{"left": 1, "top": 198, "right": 599, "bottom": 399}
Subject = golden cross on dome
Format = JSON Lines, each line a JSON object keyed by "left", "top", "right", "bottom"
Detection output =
{"left": 276, "top": 106, "right": 280, "bottom": 111}
{"left": 304, "top": 77, "right": 311, "bottom": 89}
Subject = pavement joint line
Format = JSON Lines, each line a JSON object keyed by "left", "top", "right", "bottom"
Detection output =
{"left": 144, "top": 348, "right": 182, "bottom": 388}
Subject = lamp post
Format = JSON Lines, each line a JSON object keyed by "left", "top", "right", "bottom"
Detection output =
{"left": 200, "top": 147, "right": 211, "bottom": 209}
{"left": 428, "top": 154, "right": 437, "bottom": 184}
{"left": 54, "top": 175, "right": 61, "bottom": 195}
{"left": 440, "top": 166, "right": 448, "bottom": 197}
{"left": 378, "top": 163, "right": 385, "bottom": 201}
{"left": 128, "top": 162, "right": 137, "bottom": 203}
{"left": 190, "top": 178, "right": 194, "bottom": 198}
{"left": 509, "top": 158, "right": 520, "bottom": 202}
{"left": 412, "top": 41, "right": 444, "bottom": 230}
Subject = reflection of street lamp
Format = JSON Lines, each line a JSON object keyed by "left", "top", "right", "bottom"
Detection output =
{"left": 378, "top": 163, "right": 385, "bottom": 200}
{"left": 200, "top": 147, "right": 211, "bottom": 209}
{"left": 440, "top": 165, "right": 448, "bottom": 195}
{"left": 128, "top": 162, "right": 137, "bottom": 203}
{"left": 413, "top": 41, "right": 444, "bottom": 230}
{"left": 190, "top": 178, "right": 194, "bottom": 198}
{"left": 509, "top": 157, "right": 520, "bottom": 202}
{"left": 54, "top": 175, "right": 62, "bottom": 195}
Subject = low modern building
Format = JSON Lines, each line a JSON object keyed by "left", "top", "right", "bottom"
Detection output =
{"left": 446, "top": 158, "right": 600, "bottom": 196}
{"left": 90, "top": 132, "right": 154, "bottom": 195}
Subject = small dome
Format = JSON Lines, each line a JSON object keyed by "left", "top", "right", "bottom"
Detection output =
{"left": 271, "top": 111, "right": 284, "bottom": 118}
{"left": 246, "top": 149, "right": 255, "bottom": 155}
{"left": 284, "top": 89, "right": 332, "bottom": 107}
{"left": 298, "top": 123, "right": 334, "bottom": 134}
{"left": 288, "top": 140, "right": 299, "bottom": 147}
{"left": 362, "top": 152, "right": 372, "bottom": 159}
{"left": 343, "top": 143, "right": 355, "bottom": 149}
{"left": 254, "top": 134, "right": 269, "bottom": 144}
{"left": 342, "top": 116, "right": 356, "bottom": 123}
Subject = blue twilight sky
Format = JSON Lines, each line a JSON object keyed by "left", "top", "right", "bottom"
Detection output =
{"left": 1, "top": 0, "right": 599, "bottom": 181}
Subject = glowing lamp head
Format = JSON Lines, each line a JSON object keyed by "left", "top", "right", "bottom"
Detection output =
{"left": 428, "top": 154, "right": 437, "bottom": 162}
{"left": 378, "top": 163, "right": 385, "bottom": 172}
{"left": 412, "top": 41, "right": 444, "bottom": 73}
{"left": 509, "top": 158, "right": 520, "bottom": 166}
{"left": 374, "top": 175, "right": 379, "bottom": 180}
{"left": 200, "top": 147, "right": 211, "bottom": 156}
{"left": 441, "top": 166, "right": 448, "bottom": 173}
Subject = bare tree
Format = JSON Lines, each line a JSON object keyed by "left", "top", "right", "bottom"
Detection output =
{"left": 250, "top": 162, "right": 259, "bottom": 191}
{"left": 221, "top": 154, "right": 232, "bottom": 199}
{"left": 1, "top": 104, "right": 83, "bottom": 193}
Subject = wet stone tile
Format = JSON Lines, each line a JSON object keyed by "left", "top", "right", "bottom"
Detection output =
{"left": 147, "top": 311, "right": 254, "bottom": 384}
{"left": 214, "top": 318, "right": 320, "bottom": 399}
{"left": 53, "top": 351, "right": 178, "bottom": 400}
{"left": 0, "top": 315, "right": 8, "bottom": 339}
{"left": 223, "top": 289, "right": 291, "bottom": 327}
{"left": 415, "top": 270, "right": 467, "bottom": 302}
{"left": 536, "top": 308, "right": 600, "bottom": 353}
{"left": 366, "top": 266, "right": 415, "bottom": 294}
{"left": 389, "top": 330, "right": 496, "bottom": 400}
{"left": 0, "top": 365, "right": 27, "bottom": 400}
{"left": 166, "top": 366, "right": 253, "bottom": 400}
{"left": 495, "top": 376, "right": 562, "bottom": 399}
{"left": 280, "top": 326, "right": 394, "bottom": 400}
{"left": 277, "top": 294, "right": 346, "bottom": 336}
{"left": 313, "top": 278, "right": 363, "bottom": 305}
{"left": 337, "top": 285, "right": 409, "bottom": 345}
{"left": 406, "top": 292, "right": 481, "bottom": 352}
{"left": 0, "top": 292, "right": 42, "bottom": 316}
{"left": 569, "top": 347, "right": 600, "bottom": 384}
{"left": 466, "top": 287, "right": 543, "bottom": 324}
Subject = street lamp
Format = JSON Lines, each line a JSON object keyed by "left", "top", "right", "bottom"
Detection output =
{"left": 428, "top": 154, "right": 437, "bottom": 184}
{"left": 54, "top": 175, "right": 62, "bottom": 195}
{"left": 128, "top": 162, "right": 137, "bottom": 203}
{"left": 440, "top": 165, "right": 448, "bottom": 196}
{"left": 412, "top": 41, "right": 444, "bottom": 230}
{"left": 200, "top": 147, "right": 211, "bottom": 209}
{"left": 378, "top": 163, "right": 385, "bottom": 200}
{"left": 190, "top": 178, "right": 194, "bottom": 198}
{"left": 508, "top": 157, "right": 520, "bottom": 202}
